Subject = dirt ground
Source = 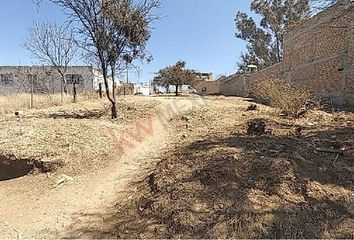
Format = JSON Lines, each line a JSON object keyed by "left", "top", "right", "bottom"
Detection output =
{"left": 0, "top": 95, "right": 353, "bottom": 238}
{"left": 106, "top": 96, "right": 354, "bottom": 239}
{"left": 0, "top": 95, "right": 203, "bottom": 238}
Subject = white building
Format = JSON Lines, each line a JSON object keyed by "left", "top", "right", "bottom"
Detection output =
{"left": 134, "top": 83, "right": 151, "bottom": 96}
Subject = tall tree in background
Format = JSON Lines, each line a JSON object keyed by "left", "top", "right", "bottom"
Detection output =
{"left": 50, "top": 0, "right": 160, "bottom": 118}
{"left": 153, "top": 61, "right": 196, "bottom": 96}
{"left": 235, "top": 0, "right": 310, "bottom": 71}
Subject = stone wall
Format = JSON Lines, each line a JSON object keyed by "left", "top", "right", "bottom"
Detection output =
{"left": 202, "top": 1, "right": 354, "bottom": 107}
{"left": 193, "top": 80, "right": 220, "bottom": 95}
{"left": 219, "top": 63, "right": 283, "bottom": 97}
{"left": 219, "top": 74, "right": 244, "bottom": 96}
{"left": 282, "top": 0, "right": 354, "bottom": 105}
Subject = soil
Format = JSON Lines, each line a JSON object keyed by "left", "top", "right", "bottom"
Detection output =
{"left": 0, "top": 95, "right": 353, "bottom": 239}
{"left": 111, "top": 96, "right": 354, "bottom": 239}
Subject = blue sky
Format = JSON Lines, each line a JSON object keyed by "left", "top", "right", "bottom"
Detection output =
{"left": 0, "top": 0, "right": 253, "bottom": 83}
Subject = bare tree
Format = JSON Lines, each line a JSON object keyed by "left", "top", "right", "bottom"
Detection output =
{"left": 15, "top": 66, "right": 54, "bottom": 94}
{"left": 49, "top": 0, "right": 161, "bottom": 118}
{"left": 23, "top": 21, "right": 78, "bottom": 101}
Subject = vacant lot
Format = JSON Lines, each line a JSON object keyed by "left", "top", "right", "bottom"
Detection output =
{"left": 0, "top": 94, "right": 201, "bottom": 238}
{"left": 0, "top": 96, "right": 161, "bottom": 177}
{"left": 111, "top": 96, "right": 354, "bottom": 239}
{"left": 0, "top": 95, "right": 353, "bottom": 238}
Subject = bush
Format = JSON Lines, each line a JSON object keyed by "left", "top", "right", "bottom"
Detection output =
{"left": 251, "top": 78, "right": 312, "bottom": 117}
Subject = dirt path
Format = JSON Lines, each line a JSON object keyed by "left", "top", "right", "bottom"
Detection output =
{"left": 0, "top": 97, "right": 205, "bottom": 239}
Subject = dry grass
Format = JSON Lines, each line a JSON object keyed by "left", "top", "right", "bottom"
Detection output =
{"left": 1, "top": 95, "right": 353, "bottom": 238}
{"left": 0, "top": 92, "right": 98, "bottom": 115}
{"left": 105, "top": 96, "right": 354, "bottom": 239}
{"left": 0, "top": 96, "right": 162, "bottom": 176}
{"left": 251, "top": 78, "right": 313, "bottom": 117}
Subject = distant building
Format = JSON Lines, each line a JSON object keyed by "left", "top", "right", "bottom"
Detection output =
{"left": 134, "top": 84, "right": 151, "bottom": 96}
{"left": 0, "top": 66, "right": 120, "bottom": 95}
{"left": 194, "top": 72, "right": 213, "bottom": 81}
{"left": 192, "top": 72, "right": 219, "bottom": 95}
{"left": 168, "top": 85, "right": 197, "bottom": 94}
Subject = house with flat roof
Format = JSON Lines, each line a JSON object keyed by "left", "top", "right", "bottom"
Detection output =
{"left": 0, "top": 66, "right": 120, "bottom": 95}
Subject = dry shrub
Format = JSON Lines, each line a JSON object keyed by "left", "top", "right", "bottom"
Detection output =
{"left": 251, "top": 78, "right": 312, "bottom": 117}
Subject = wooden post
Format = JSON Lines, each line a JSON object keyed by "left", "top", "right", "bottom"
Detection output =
{"left": 30, "top": 74, "right": 34, "bottom": 109}
{"left": 99, "top": 83, "right": 102, "bottom": 98}
{"left": 73, "top": 82, "right": 77, "bottom": 103}
{"left": 61, "top": 80, "right": 64, "bottom": 103}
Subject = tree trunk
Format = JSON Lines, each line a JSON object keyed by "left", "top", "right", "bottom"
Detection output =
{"left": 106, "top": 66, "right": 117, "bottom": 119}
{"left": 100, "top": 57, "right": 118, "bottom": 119}
{"left": 275, "top": 32, "right": 281, "bottom": 63}
{"left": 111, "top": 101, "right": 118, "bottom": 119}
{"left": 63, "top": 84, "right": 68, "bottom": 94}
{"left": 61, "top": 74, "right": 68, "bottom": 94}
{"left": 175, "top": 84, "right": 179, "bottom": 96}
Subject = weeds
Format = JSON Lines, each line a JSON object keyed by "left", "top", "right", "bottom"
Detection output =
{"left": 251, "top": 78, "right": 312, "bottom": 117}
{"left": 0, "top": 92, "right": 97, "bottom": 114}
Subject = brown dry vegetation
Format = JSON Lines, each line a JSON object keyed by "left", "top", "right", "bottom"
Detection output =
{"left": 1, "top": 95, "right": 353, "bottom": 238}
{"left": 0, "top": 92, "right": 99, "bottom": 114}
{"left": 251, "top": 78, "right": 313, "bottom": 117}
{"left": 0, "top": 96, "right": 161, "bottom": 177}
{"left": 80, "top": 96, "right": 354, "bottom": 239}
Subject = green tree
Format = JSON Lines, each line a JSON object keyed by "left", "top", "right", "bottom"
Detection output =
{"left": 153, "top": 61, "right": 196, "bottom": 96}
{"left": 235, "top": 0, "right": 310, "bottom": 71}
